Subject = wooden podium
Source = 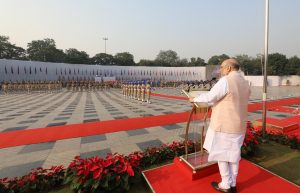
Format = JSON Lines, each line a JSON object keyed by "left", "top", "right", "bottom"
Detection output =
{"left": 175, "top": 90, "right": 218, "bottom": 180}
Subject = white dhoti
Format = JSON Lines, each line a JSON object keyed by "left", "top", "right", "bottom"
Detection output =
{"left": 203, "top": 127, "right": 245, "bottom": 188}
{"left": 203, "top": 127, "right": 245, "bottom": 163}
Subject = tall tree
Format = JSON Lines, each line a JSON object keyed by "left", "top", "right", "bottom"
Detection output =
{"left": 114, "top": 52, "right": 135, "bottom": 66}
{"left": 286, "top": 56, "right": 300, "bottom": 75}
{"left": 92, "top": 53, "right": 115, "bottom": 65}
{"left": 177, "top": 58, "right": 189, "bottom": 67}
{"left": 155, "top": 50, "right": 179, "bottom": 66}
{"left": 27, "top": 38, "right": 65, "bottom": 62}
{"left": 268, "top": 53, "right": 288, "bottom": 75}
{"left": 137, "top": 59, "right": 156, "bottom": 66}
{"left": 250, "top": 55, "right": 263, "bottom": 75}
{"left": 190, "top": 57, "right": 206, "bottom": 66}
{"left": 0, "top": 35, "right": 26, "bottom": 59}
{"left": 235, "top": 55, "right": 255, "bottom": 75}
{"left": 207, "top": 54, "right": 230, "bottom": 65}
{"left": 65, "top": 48, "right": 90, "bottom": 64}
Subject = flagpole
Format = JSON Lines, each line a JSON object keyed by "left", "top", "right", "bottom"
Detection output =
{"left": 262, "top": 0, "right": 269, "bottom": 139}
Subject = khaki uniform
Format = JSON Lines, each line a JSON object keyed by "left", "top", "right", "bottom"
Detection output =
{"left": 146, "top": 83, "right": 151, "bottom": 103}
{"left": 141, "top": 83, "right": 145, "bottom": 102}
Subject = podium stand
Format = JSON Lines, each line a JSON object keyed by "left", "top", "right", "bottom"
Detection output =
{"left": 175, "top": 91, "right": 219, "bottom": 180}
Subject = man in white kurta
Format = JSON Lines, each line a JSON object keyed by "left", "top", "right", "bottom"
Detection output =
{"left": 190, "top": 59, "right": 250, "bottom": 193}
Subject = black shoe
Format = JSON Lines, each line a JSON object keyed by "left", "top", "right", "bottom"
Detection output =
{"left": 231, "top": 186, "right": 237, "bottom": 193}
{"left": 211, "top": 182, "right": 232, "bottom": 193}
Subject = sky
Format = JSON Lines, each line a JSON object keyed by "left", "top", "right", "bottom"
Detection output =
{"left": 0, "top": 0, "right": 299, "bottom": 62}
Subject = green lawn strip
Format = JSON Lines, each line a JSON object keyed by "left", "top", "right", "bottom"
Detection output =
{"left": 248, "top": 141, "right": 300, "bottom": 186}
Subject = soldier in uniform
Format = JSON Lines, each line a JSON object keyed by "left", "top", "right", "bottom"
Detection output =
{"left": 7, "top": 81, "right": 12, "bottom": 94}
{"left": 2, "top": 81, "right": 8, "bottom": 95}
{"left": 124, "top": 82, "right": 127, "bottom": 98}
{"left": 47, "top": 81, "right": 52, "bottom": 93}
{"left": 87, "top": 81, "right": 92, "bottom": 92}
{"left": 204, "top": 80, "right": 211, "bottom": 90}
{"left": 122, "top": 82, "right": 125, "bottom": 97}
{"left": 133, "top": 82, "right": 137, "bottom": 100}
{"left": 128, "top": 82, "right": 131, "bottom": 98}
{"left": 146, "top": 81, "right": 151, "bottom": 103}
{"left": 130, "top": 82, "right": 134, "bottom": 99}
{"left": 141, "top": 81, "right": 146, "bottom": 102}
{"left": 137, "top": 81, "right": 141, "bottom": 101}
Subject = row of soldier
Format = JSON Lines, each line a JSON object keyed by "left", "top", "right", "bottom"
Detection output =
{"left": 122, "top": 81, "right": 151, "bottom": 103}
{"left": 0, "top": 80, "right": 121, "bottom": 94}
{"left": 1, "top": 81, "right": 63, "bottom": 94}
{"left": 184, "top": 78, "right": 218, "bottom": 92}
{"left": 66, "top": 81, "right": 114, "bottom": 92}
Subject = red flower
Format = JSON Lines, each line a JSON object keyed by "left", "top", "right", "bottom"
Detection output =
{"left": 30, "top": 175, "right": 36, "bottom": 182}
{"left": 126, "top": 164, "right": 134, "bottom": 176}
{"left": 93, "top": 168, "right": 103, "bottom": 180}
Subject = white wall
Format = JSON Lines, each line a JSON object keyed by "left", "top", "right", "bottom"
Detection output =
{"left": 0, "top": 59, "right": 207, "bottom": 82}
{"left": 245, "top": 75, "right": 300, "bottom": 86}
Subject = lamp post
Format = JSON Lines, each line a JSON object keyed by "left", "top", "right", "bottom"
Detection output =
{"left": 103, "top": 37, "right": 108, "bottom": 54}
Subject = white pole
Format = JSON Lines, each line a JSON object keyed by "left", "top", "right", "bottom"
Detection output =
{"left": 262, "top": 0, "right": 269, "bottom": 138}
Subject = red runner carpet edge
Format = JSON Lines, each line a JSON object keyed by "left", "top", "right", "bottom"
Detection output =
{"left": 151, "top": 93, "right": 187, "bottom": 100}
{"left": 143, "top": 159, "right": 300, "bottom": 193}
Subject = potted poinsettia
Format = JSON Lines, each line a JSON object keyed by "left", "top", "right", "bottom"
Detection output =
{"left": 241, "top": 121, "right": 260, "bottom": 157}
{"left": 65, "top": 152, "right": 142, "bottom": 193}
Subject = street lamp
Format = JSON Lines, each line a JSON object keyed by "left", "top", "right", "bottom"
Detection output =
{"left": 103, "top": 37, "right": 108, "bottom": 54}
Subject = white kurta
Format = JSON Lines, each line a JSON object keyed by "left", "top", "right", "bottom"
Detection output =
{"left": 194, "top": 76, "right": 245, "bottom": 163}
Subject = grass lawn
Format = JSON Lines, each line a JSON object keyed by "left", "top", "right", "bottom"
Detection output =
{"left": 248, "top": 141, "right": 300, "bottom": 186}
{"left": 51, "top": 143, "right": 300, "bottom": 192}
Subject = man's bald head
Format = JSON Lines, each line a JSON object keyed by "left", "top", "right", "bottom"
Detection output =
{"left": 219, "top": 58, "right": 240, "bottom": 76}
{"left": 222, "top": 58, "right": 240, "bottom": 71}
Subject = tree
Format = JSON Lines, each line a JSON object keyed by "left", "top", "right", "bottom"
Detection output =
{"left": 53, "top": 49, "right": 66, "bottom": 63}
{"left": 207, "top": 54, "right": 230, "bottom": 65}
{"left": 0, "top": 35, "right": 26, "bottom": 59}
{"left": 268, "top": 53, "right": 288, "bottom": 75}
{"left": 235, "top": 55, "right": 254, "bottom": 75}
{"left": 155, "top": 50, "right": 179, "bottom": 66}
{"left": 65, "top": 48, "right": 90, "bottom": 64}
{"left": 92, "top": 53, "right": 115, "bottom": 65}
{"left": 286, "top": 56, "right": 300, "bottom": 75}
{"left": 190, "top": 57, "right": 206, "bottom": 66}
{"left": 137, "top": 59, "right": 156, "bottom": 66}
{"left": 27, "top": 38, "right": 65, "bottom": 62}
{"left": 114, "top": 52, "right": 135, "bottom": 66}
{"left": 177, "top": 58, "right": 189, "bottom": 67}
{"left": 250, "top": 55, "right": 263, "bottom": 75}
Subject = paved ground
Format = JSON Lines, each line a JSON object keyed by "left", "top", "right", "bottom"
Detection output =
{"left": 0, "top": 86, "right": 299, "bottom": 178}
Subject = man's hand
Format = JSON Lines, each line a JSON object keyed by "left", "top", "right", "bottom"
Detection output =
{"left": 189, "top": 97, "right": 194, "bottom": 103}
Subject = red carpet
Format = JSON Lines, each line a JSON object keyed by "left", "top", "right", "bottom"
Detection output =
{"left": 285, "top": 115, "right": 300, "bottom": 124}
{"left": 0, "top": 95, "right": 299, "bottom": 148}
{"left": 0, "top": 112, "right": 193, "bottom": 148}
{"left": 254, "top": 117, "right": 299, "bottom": 133}
{"left": 268, "top": 106, "right": 298, "bottom": 114}
{"left": 248, "top": 97, "right": 300, "bottom": 112}
{"left": 152, "top": 92, "right": 300, "bottom": 113}
{"left": 143, "top": 159, "right": 300, "bottom": 193}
